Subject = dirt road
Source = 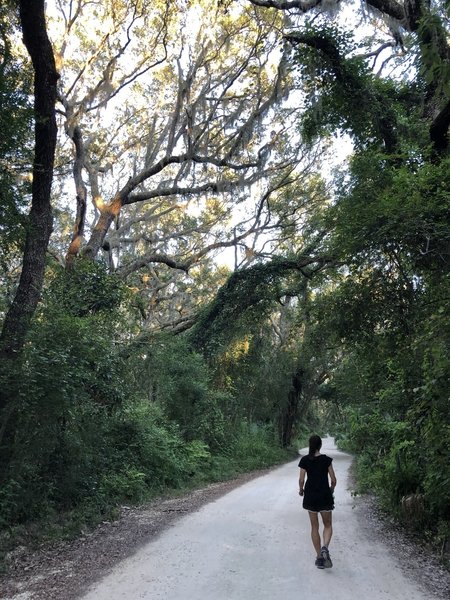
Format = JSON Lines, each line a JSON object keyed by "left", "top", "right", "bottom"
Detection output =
{"left": 80, "top": 437, "right": 436, "bottom": 600}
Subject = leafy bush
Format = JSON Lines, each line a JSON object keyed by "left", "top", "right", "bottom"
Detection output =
{"left": 228, "top": 421, "right": 288, "bottom": 471}
{"left": 48, "top": 259, "right": 127, "bottom": 316}
{"left": 0, "top": 263, "right": 297, "bottom": 549}
{"left": 104, "top": 401, "right": 193, "bottom": 491}
{"left": 129, "top": 335, "right": 233, "bottom": 450}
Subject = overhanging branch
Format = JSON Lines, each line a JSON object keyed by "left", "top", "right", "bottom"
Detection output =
{"left": 248, "top": 0, "right": 324, "bottom": 10}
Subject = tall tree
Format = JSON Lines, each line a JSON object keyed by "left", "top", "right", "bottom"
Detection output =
{"left": 0, "top": 1, "right": 58, "bottom": 448}
{"left": 50, "top": 1, "right": 310, "bottom": 275}
{"left": 0, "top": 1, "right": 58, "bottom": 359}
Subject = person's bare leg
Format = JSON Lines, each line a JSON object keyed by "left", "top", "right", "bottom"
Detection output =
{"left": 321, "top": 511, "right": 333, "bottom": 547}
{"left": 308, "top": 511, "right": 321, "bottom": 555}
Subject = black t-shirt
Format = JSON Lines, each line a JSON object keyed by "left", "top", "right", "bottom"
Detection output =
{"left": 298, "top": 454, "right": 332, "bottom": 493}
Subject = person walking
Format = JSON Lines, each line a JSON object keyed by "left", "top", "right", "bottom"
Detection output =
{"left": 298, "top": 435, "right": 337, "bottom": 569}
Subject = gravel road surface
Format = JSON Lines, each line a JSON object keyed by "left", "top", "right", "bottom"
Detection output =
{"left": 79, "top": 437, "right": 438, "bottom": 600}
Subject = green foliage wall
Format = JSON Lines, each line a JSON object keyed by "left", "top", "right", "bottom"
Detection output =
{"left": 0, "top": 261, "right": 293, "bottom": 539}
{"left": 2, "top": 1, "right": 449, "bottom": 556}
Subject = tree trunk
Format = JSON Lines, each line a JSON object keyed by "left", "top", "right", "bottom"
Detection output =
{"left": 279, "top": 369, "right": 303, "bottom": 447}
{"left": 0, "top": 0, "right": 58, "bottom": 446}
{"left": 65, "top": 126, "right": 88, "bottom": 265}
{"left": 82, "top": 196, "right": 122, "bottom": 260}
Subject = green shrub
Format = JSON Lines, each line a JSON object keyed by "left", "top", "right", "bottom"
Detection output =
{"left": 98, "top": 468, "right": 148, "bottom": 503}
{"left": 229, "top": 421, "right": 287, "bottom": 471}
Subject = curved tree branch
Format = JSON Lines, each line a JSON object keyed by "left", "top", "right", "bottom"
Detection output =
{"left": 364, "top": 0, "right": 406, "bottom": 25}
{"left": 285, "top": 31, "right": 399, "bottom": 152}
{"left": 65, "top": 125, "right": 87, "bottom": 265}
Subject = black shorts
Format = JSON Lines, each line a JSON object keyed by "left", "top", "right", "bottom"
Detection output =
{"left": 303, "top": 488, "right": 334, "bottom": 512}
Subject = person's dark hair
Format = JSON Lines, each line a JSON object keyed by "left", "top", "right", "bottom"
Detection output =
{"left": 308, "top": 434, "right": 322, "bottom": 457}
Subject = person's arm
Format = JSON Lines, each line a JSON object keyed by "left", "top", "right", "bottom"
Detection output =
{"left": 299, "top": 467, "right": 306, "bottom": 496}
{"left": 328, "top": 464, "right": 337, "bottom": 491}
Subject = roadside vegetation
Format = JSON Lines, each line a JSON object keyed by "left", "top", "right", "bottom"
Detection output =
{"left": 0, "top": 0, "right": 448, "bottom": 566}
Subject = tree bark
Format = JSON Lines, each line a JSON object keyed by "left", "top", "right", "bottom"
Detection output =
{"left": 430, "top": 100, "right": 450, "bottom": 156}
{"left": 65, "top": 126, "right": 88, "bottom": 265}
{"left": 279, "top": 370, "right": 303, "bottom": 447}
{"left": 0, "top": 1, "right": 58, "bottom": 437}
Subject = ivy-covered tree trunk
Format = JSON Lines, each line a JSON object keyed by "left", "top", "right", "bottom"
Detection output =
{"left": 279, "top": 370, "right": 303, "bottom": 448}
{"left": 0, "top": 1, "right": 58, "bottom": 449}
